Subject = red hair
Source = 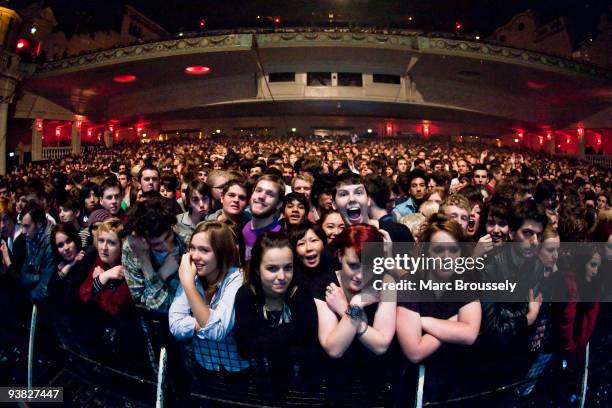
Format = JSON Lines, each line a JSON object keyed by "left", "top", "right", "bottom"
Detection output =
{"left": 335, "top": 223, "right": 384, "bottom": 260}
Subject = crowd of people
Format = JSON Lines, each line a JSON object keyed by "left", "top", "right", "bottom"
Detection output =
{"left": 0, "top": 135, "right": 611, "bottom": 405}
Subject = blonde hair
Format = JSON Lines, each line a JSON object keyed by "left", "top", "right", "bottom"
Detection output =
{"left": 95, "top": 217, "right": 125, "bottom": 249}
{"left": 400, "top": 213, "right": 426, "bottom": 240}
{"left": 418, "top": 200, "right": 440, "bottom": 220}
{"left": 439, "top": 194, "right": 471, "bottom": 214}
{"left": 291, "top": 172, "right": 314, "bottom": 188}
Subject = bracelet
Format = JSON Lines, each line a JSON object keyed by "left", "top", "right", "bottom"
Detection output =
{"left": 356, "top": 323, "right": 368, "bottom": 337}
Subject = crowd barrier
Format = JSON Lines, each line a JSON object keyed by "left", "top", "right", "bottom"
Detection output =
{"left": 20, "top": 302, "right": 599, "bottom": 407}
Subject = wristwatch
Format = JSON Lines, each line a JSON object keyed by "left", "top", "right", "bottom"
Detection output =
{"left": 345, "top": 305, "right": 363, "bottom": 320}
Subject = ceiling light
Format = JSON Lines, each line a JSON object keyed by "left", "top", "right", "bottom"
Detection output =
{"left": 184, "top": 66, "right": 211, "bottom": 75}
{"left": 113, "top": 74, "right": 136, "bottom": 83}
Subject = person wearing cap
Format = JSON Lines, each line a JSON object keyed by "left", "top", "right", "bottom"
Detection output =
{"left": 87, "top": 209, "right": 111, "bottom": 246}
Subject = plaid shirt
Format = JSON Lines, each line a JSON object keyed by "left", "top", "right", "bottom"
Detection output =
{"left": 122, "top": 234, "right": 185, "bottom": 313}
{"left": 169, "top": 267, "right": 251, "bottom": 372}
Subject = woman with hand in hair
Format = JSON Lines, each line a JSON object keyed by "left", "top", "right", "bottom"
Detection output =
{"left": 169, "top": 221, "right": 251, "bottom": 374}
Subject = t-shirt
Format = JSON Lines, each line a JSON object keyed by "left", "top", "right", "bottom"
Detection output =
{"left": 242, "top": 217, "right": 281, "bottom": 260}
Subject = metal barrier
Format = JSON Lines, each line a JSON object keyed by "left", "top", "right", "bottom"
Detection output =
{"left": 415, "top": 364, "right": 425, "bottom": 408}
{"left": 27, "top": 304, "right": 37, "bottom": 389}
{"left": 156, "top": 347, "right": 167, "bottom": 408}
{"left": 42, "top": 146, "right": 73, "bottom": 160}
{"left": 23, "top": 302, "right": 598, "bottom": 407}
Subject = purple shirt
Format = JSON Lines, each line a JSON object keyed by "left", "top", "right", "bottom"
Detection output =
{"left": 242, "top": 218, "right": 281, "bottom": 260}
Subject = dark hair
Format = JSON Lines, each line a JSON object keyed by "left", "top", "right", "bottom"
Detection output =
{"left": 128, "top": 196, "right": 176, "bottom": 239}
{"left": 288, "top": 222, "right": 327, "bottom": 249}
{"left": 138, "top": 164, "right": 160, "bottom": 182}
{"left": 21, "top": 201, "right": 47, "bottom": 228}
{"left": 458, "top": 185, "right": 484, "bottom": 208}
{"left": 185, "top": 180, "right": 212, "bottom": 213}
{"left": 534, "top": 180, "right": 557, "bottom": 205}
{"left": 246, "top": 231, "right": 297, "bottom": 300}
{"left": 98, "top": 175, "right": 121, "bottom": 197}
{"left": 51, "top": 223, "right": 83, "bottom": 260}
{"left": 222, "top": 179, "right": 248, "bottom": 196}
{"left": 59, "top": 195, "right": 80, "bottom": 213}
{"left": 364, "top": 174, "right": 392, "bottom": 209}
{"left": 407, "top": 169, "right": 429, "bottom": 186}
{"left": 472, "top": 164, "right": 488, "bottom": 177}
{"left": 335, "top": 172, "right": 364, "bottom": 192}
{"left": 160, "top": 174, "right": 179, "bottom": 192}
{"left": 509, "top": 200, "right": 548, "bottom": 232}
{"left": 282, "top": 192, "right": 311, "bottom": 215}
{"left": 79, "top": 182, "right": 99, "bottom": 207}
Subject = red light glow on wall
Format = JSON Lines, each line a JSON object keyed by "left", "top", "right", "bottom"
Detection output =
{"left": 36, "top": 118, "right": 43, "bottom": 132}
{"left": 566, "top": 136, "right": 571, "bottom": 144}
{"left": 577, "top": 126, "right": 584, "bottom": 138}
{"left": 546, "top": 130, "right": 552, "bottom": 141}
{"left": 386, "top": 122, "right": 393, "bottom": 137}
{"left": 422, "top": 123, "right": 430, "bottom": 137}
{"left": 113, "top": 74, "right": 136, "bottom": 83}
{"left": 539, "top": 136, "right": 544, "bottom": 145}
{"left": 87, "top": 129, "right": 93, "bottom": 137}
{"left": 184, "top": 66, "right": 211, "bottom": 75}
{"left": 55, "top": 126, "right": 61, "bottom": 137}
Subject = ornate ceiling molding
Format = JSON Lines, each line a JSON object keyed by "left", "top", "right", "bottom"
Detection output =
{"left": 420, "top": 36, "right": 612, "bottom": 81}
{"left": 35, "top": 34, "right": 253, "bottom": 75}
{"left": 30, "top": 30, "right": 612, "bottom": 82}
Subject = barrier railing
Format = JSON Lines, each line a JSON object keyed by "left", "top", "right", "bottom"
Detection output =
{"left": 20, "top": 301, "right": 599, "bottom": 407}
{"left": 42, "top": 146, "right": 72, "bottom": 160}
{"left": 583, "top": 155, "right": 612, "bottom": 169}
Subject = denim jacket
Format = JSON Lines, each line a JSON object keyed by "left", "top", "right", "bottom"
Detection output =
{"left": 20, "top": 226, "right": 55, "bottom": 303}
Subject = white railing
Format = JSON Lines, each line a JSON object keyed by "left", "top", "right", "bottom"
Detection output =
{"left": 42, "top": 146, "right": 73, "bottom": 160}
{"left": 583, "top": 155, "right": 612, "bottom": 169}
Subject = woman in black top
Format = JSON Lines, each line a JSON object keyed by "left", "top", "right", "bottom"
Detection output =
{"left": 47, "top": 223, "right": 97, "bottom": 354}
{"left": 288, "top": 223, "right": 336, "bottom": 295}
{"left": 315, "top": 223, "right": 397, "bottom": 406}
{"left": 233, "top": 231, "right": 319, "bottom": 403}
{"left": 396, "top": 214, "right": 481, "bottom": 401}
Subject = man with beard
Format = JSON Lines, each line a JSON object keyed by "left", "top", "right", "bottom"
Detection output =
{"left": 393, "top": 169, "right": 429, "bottom": 221}
{"left": 242, "top": 175, "right": 285, "bottom": 260}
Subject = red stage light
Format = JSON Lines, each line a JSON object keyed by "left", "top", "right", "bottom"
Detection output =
{"left": 274, "top": 17, "right": 281, "bottom": 24}
{"left": 16, "top": 39, "right": 28, "bottom": 50}
{"left": 455, "top": 21, "right": 463, "bottom": 30}
{"left": 113, "top": 74, "right": 136, "bottom": 83}
{"left": 184, "top": 66, "right": 211, "bottom": 75}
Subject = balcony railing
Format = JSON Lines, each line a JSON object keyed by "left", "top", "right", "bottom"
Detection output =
{"left": 42, "top": 146, "right": 72, "bottom": 160}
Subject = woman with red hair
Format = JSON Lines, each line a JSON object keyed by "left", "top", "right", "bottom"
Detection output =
{"left": 315, "top": 223, "right": 397, "bottom": 405}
